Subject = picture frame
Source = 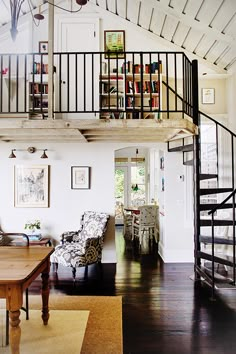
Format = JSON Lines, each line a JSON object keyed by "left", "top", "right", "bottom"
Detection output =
{"left": 201, "top": 88, "right": 215, "bottom": 104}
{"left": 71, "top": 166, "right": 90, "bottom": 189}
{"left": 14, "top": 165, "right": 49, "bottom": 208}
{"left": 104, "top": 30, "right": 125, "bottom": 59}
{"left": 39, "top": 41, "right": 48, "bottom": 54}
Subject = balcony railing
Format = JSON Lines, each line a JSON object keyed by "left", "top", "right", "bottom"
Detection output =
{"left": 0, "top": 51, "right": 193, "bottom": 119}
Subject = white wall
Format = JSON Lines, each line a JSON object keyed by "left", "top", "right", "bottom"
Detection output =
{"left": 0, "top": 142, "right": 116, "bottom": 263}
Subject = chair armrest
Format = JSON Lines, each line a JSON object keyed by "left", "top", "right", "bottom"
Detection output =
{"left": 60, "top": 231, "right": 78, "bottom": 244}
{"left": 1, "top": 232, "right": 30, "bottom": 246}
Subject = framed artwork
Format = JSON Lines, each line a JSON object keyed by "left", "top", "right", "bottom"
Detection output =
{"left": 14, "top": 165, "right": 49, "bottom": 208}
{"left": 104, "top": 30, "right": 125, "bottom": 59}
{"left": 71, "top": 166, "right": 90, "bottom": 189}
{"left": 39, "top": 41, "right": 48, "bottom": 54}
{"left": 201, "top": 88, "right": 215, "bottom": 104}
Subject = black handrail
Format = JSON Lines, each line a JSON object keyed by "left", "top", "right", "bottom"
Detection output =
{"left": 208, "top": 188, "right": 236, "bottom": 215}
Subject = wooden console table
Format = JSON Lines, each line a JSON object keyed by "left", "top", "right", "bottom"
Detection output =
{"left": 0, "top": 247, "right": 54, "bottom": 354}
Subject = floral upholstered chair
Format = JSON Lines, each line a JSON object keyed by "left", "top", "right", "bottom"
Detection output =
{"left": 50, "top": 211, "right": 110, "bottom": 280}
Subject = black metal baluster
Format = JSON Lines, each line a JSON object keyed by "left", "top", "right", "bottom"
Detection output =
{"left": 67, "top": 53, "right": 69, "bottom": 112}
{"left": 75, "top": 53, "right": 78, "bottom": 112}
{"left": 59, "top": 54, "right": 62, "bottom": 113}
{"left": 0, "top": 55, "right": 2, "bottom": 112}
{"left": 24, "top": 55, "right": 27, "bottom": 113}
{"left": 91, "top": 53, "right": 94, "bottom": 113}
{"left": 16, "top": 55, "right": 19, "bottom": 112}
{"left": 174, "top": 53, "right": 177, "bottom": 113}
{"left": 166, "top": 53, "right": 169, "bottom": 118}
{"left": 8, "top": 55, "right": 11, "bottom": 112}
{"left": 84, "top": 53, "right": 86, "bottom": 112}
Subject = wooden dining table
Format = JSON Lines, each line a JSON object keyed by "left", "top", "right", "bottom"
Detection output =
{"left": 0, "top": 246, "right": 54, "bottom": 354}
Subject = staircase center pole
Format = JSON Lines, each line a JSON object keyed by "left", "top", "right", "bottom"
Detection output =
{"left": 192, "top": 59, "right": 201, "bottom": 280}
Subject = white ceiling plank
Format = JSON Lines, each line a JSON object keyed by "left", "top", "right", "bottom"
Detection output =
{"left": 193, "top": 36, "right": 217, "bottom": 58}
{"left": 116, "top": 0, "right": 127, "bottom": 19}
{"left": 138, "top": 2, "right": 154, "bottom": 30}
{"left": 209, "top": 0, "right": 236, "bottom": 32}
{"left": 182, "top": 28, "right": 204, "bottom": 52}
{"left": 168, "top": 0, "right": 188, "bottom": 13}
{"left": 181, "top": 0, "right": 204, "bottom": 18}
{"left": 127, "top": 0, "right": 140, "bottom": 23}
{"left": 194, "top": 0, "right": 223, "bottom": 24}
{"left": 172, "top": 22, "right": 190, "bottom": 47}
{"left": 161, "top": 15, "right": 179, "bottom": 42}
{"left": 107, "top": 0, "right": 117, "bottom": 14}
{"left": 204, "top": 41, "right": 229, "bottom": 63}
{"left": 149, "top": 9, "right": 166, "bottom": 36}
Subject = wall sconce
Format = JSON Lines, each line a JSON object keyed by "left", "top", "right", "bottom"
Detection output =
{"left": 8, "top": 147, "right": 48, "bottom": 159}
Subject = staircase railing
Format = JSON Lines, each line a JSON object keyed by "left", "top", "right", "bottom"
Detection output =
{"left": 0, "top": 51, "right": 193, "bottom": 119}
{"left": 208, "top": 188, "right": 236, "bottom": 293}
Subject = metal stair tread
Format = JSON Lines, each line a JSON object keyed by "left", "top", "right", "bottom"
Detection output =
{"left": 200, "top": 203, "right": 233, "bottom": 210}
{"left": 168, "top": 143, "right": 194, "bottom": 152}
{"left": 200, "top": 187, "right": 233, "bottom": 195}
{"left": 200, "top": 235, "right": 235, "bottom": 245}
{"left": 200, "top": 173, "right": 218, "bottom": 180}
{"left": 200, "top": 219, "right": 234, "bottom": 226}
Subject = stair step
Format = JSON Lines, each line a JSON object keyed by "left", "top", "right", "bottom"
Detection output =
{"left": 168, "top": 144, "right": 194, "bottom": 152}
{"left": 200, "top": 187, "right": 233, "bottom": 195}
{"left": 200, "top": 219, "right": 234, "bottom": 226}
{"left": 197, "top": 251, "right": 236, "bottom": 268}
{"left": 183, "top": 159, "right": 193, "bottom": 166}
{"left": 200, "top": 203, "right": 233, "bottom": 211}
{"left": 200, "top": 173, "right": 218, "bottom": 180}
{"left": 201, "top": 266, "right": 233, "bottom": 283}
{"left": 200, "top": 235, "right": 235, "bottom": 245}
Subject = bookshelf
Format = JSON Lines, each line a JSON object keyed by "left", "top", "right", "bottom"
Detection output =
{"left": 99, "top": 61, "right": 162, "bottom": 119}
{"left": 28, "top": 59, "right": 49, "bottom": 119}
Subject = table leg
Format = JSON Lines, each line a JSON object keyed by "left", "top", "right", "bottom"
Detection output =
{"left": 9, "top": 309, "right": 21, "bottom": 354}
{"left": 41, "top": 271, "right": 50, "bottom": 325}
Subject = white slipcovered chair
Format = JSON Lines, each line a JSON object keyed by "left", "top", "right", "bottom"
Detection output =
{"left": 50, "top": 211, "right": 110, "bottom": 280}
{"left": 132, "top": 205, "right": 159, "bottom": 245}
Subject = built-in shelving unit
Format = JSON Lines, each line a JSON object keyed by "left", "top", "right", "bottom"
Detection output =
{"left": 99, "top": 61, "right": 162, "bottom": 119}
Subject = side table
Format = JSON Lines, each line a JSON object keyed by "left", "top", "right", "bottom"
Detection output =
{"left": 29, "top": 238, "right": 52, "bottom": 247}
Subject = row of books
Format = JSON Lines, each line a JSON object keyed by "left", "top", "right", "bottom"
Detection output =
{"left": 32, "top": 62, "right": 49, "bottom": 74}
{"left": 125, "top": 96, "right": 159, "bottom": 108}
{"left": 30, "top": 83, "right": 48, "bottom": 94}
{"left": 30, "top": 97, "right": 48, "bottom": 109}
{"left": 126, "top": 80, "right": 159, "bottom": 94}
{"left": 121, "top": 61, "right": 162, "bottom": 74}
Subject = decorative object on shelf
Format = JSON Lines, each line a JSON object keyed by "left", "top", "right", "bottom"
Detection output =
{"left": 71, "top": 166, "right": 90, "bottom": 189}
{"left": 132, "top": 149, "right": 139, "bottom": 192}
{"left": 24, "top": 219, "right": 41, "bottom": 239}
{"left": 39, "top": 41, "right": 48, "bottom": 54}
{"left": 201, "top": 88, "right": 215, "bottom": 104}
{"left": 9, "top": 147, "right": 48, "bottom": 159}
{"left": 104, "top": 30, "right": 125, "bottom": 59}
{"left": 14, "top": 165, "right": 49, "bottom": 208}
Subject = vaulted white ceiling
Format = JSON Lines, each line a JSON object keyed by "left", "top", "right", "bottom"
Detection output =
{"left": 1, "top": 0, "right": 236, "bottom": 73}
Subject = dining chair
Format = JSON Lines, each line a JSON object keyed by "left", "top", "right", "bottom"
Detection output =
{"left": 0, "top": 232, "right": 29, "bottom": 346}
{"left": 123, "top": 209, "right": 133, "bottom": 240}
{"left": 132, "top": 205, "right": 159, "bottom": 245}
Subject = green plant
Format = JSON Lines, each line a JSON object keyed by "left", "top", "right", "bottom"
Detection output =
{"left": 24, "top": 219, "right": 41, "bottom": 230}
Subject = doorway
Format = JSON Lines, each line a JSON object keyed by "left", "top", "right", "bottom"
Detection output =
{"left": 55, "top": 17, "right": 99, "bottom": 118}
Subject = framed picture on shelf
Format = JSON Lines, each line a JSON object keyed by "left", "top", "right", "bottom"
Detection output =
{"left": 39, "top": 41, "right": 48, "bottom": 54}
{"left": 71, "top": 166, "right": 90, "bottom": 189}
{"left": 104, "top": 30, "right": 125, "bottom": 59}
{"left": 14, "top": 165, "right": 49, "bottom": 208}
{"left": 201, "top": 88, "right": 215, "bottom": 104}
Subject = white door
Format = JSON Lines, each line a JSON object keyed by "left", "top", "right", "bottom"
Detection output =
{"left": 55, "top": 17, "right": 99, "bottom": 118}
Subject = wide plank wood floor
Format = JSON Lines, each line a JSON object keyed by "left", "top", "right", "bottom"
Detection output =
{"left": 29, "top": 227, "right": 236, "bottom": 354}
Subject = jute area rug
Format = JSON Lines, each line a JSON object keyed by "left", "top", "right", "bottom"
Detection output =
{"left": 0, "top": 295, "right": 123, "bottom": 354}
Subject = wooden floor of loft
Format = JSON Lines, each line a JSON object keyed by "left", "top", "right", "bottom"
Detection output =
{"left": 29, "top": 227, "right": 236, "bottom": 354}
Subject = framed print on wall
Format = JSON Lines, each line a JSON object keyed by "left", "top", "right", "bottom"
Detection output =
{"left": 39, "top": 41, "right": 48, "bottom": 53}
{"left": 104, "top": 30, "right": 125, "bottom": 59}
{"left": 14, "top": 165, "right": 49, "bottom": 208}
{"left": 201, "top": 88, "right": 215, "bottom": 104}
{"left": 71, "top": 166, "right": 90, "bottom": 189}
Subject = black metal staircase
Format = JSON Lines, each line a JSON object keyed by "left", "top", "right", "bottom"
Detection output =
{"left": 168, "top": 108, "right": 236, "bottom": 298}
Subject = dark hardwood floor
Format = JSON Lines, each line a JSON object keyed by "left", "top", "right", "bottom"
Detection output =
{"left": 29, "top": 227, "right": 236, "bottom": 354}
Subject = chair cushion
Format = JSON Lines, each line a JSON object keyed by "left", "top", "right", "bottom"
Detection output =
{"left": 0, "top": 233, "right": 11, "bottom": 246}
